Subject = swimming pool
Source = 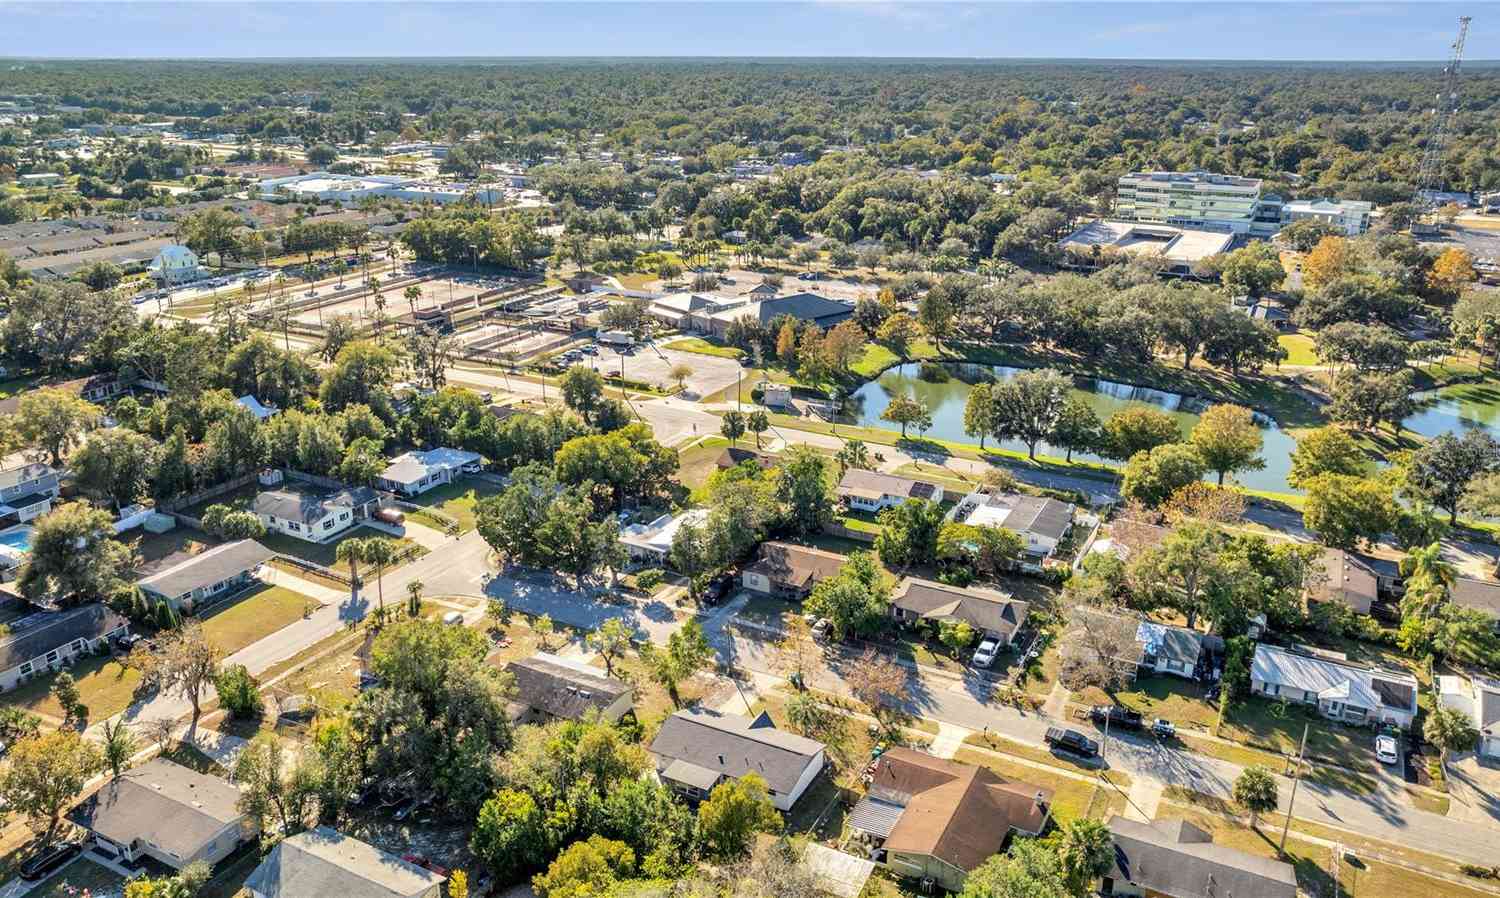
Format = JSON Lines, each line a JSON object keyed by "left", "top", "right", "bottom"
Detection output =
{"left": 0, "top": 527, "right": 35, "bottom": 554}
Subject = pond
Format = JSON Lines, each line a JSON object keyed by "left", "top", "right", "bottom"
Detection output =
{"left": 1404, "top": 380, "right": 1500, "bottom": 442}
{"left": 847, "top": 362, "right": 1300, "bottom": 494}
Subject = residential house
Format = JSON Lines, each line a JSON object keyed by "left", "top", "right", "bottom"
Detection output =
{"left": 889, "top": 577, "right": 1029, "bottom": 645}
{"left": 253, "top": 484, "right": 380, "bottom": 543}
{"left": 503, "top": 652, "right": 634, "bottom": 725}
{"left": 0, "top": 462, "right": 61, "bottom": 525}
{"left": 1451, "top": 577, "right": 1500, "bottom": 632}
{"left": 698, "top": 292, "right": 853, "bottom": 338}
{"left": 1102, "top": 816, "right": 1297, "bottom": 898}
{"left": 147, "top": 244, "right": 202, "bottom": 284}
{"left": 836, "top": 470, "right": 943, "bottom": 513}
{"left": 0, "top": 374, "right": 130, "bottom": 416}
{"left": 716, "top": 447, "right": 774, "bottom": 471}
{"left": 741, "top": 541, "right": 846, "bottom": 601}
{"left": 377, "top": 447, "right": 483, "bottom": 497}
{"left": 70, "top": 759, "right": 255, "bottom": 871}
{"left": 1247, "top": 300, "right": 1293, "bottom": 332}
{"left": 244, "top": 826, "right": 445, "bottom": 898}
{"left": 235, "top": 395, "right": 279, "bottom": 421}
{"left": 1062, "top": 608, "right": 1220, "bottom": 683}
{"left": 1439, "top": 674, "right": 1500, "bottom": 758}
{"left": 136, "top": 539, "right": 275, "bottom": 612}
{"left": 1307, "top": 548, "right": 1380, "bottom": 615}
{"left": 619, "top": 508, "right": 710, "bottom": 567}
{"left": 650, "top": 707, "right": 826, "bottom": 811}
{"left": 0, "top": 604, "right": 129, "bottom": 692}
{"left": 948, "top": 490, "right": 1075, "bottom": 570}
{"left": 1250, "top": 643, "right": 1418, "bottom": 729}
{"left": 847, "top": 748, "right": 1051, "bottom": 893}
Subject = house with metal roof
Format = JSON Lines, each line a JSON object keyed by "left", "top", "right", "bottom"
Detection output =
{"left": 890, "top": 577, "right": 1028, "bottom": 645}
{"left": 948, "top": 490, "right": 1075, "bottom": 570}
{"left": 837, "top": 470, "right": 943, "bottom": 513}
{"left": 741, "top": 540, "right": 846, "bottom": 601}
{"left": 70, "top": 758, "right": 254, "bottom": 871}
{"left": 0, "top": 604, "right": 129, "bottom": 692}
{"left": 377, "top": 447, "right": 482, "bottom": 497}
{"left": 235, "top": 395, "right": 279, "bottom": 421}
{"left": 847, "top": 748, "right": 1051, "bottom": 893}
{"left": 649, "top": 707, "right": 826, "bottom": 811}
{"left": 1102, "top": 816, "right": 1296, "bottom": 898}
{"left": 136, "top": 539, "right": 276, "bottom": 612}
{"left": 1439, "top": 674, "right": 1500, "bottom": 758}
{"left": 1251, "top": 643, "right": 1418, "bottom": 729}
{"left": 502, "top": 652, "right": 634, "bottom": 725}
{"left": 254, "top": 484, "right": 380, "bottom": 543}
{"left": 244, "top": 826, "right": 445, "bottom": 898}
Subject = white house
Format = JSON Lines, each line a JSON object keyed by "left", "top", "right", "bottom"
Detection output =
{"left": 0, "top": 462, "right": 61, "bottom": 525}
{"left": 1282, "top": 198, "right": 1373, "bottom": 236}
{"left": 70, "top": 759, "right": 254, "bottom": 871}
{"left": 948, "top": 490, "right": 1075, "bottom": 570}
{"left": 377, "top": 447, "right": 482, "bottom": 497}
{"left": 0, "top": 604, "right": 129, "bottom": 692}
{"left": 136, "top": 539, "right": 276, "bottom": 612}
{"left": 235, "top": 395, "right": 279, "bottom": 421}
{"left": 148, "top": 244, "right": 202, "bottom": 284}
{"left": 1439, "top": 675, "right": 1500, "bottom": 758}
{"left": 1250, "top": 644, "right": 1418, "bottom": 729}
{"left": 620, "top": 508, "right": 710, "bottom": 567}
{"left": 650, "top": 707, "right": 825, "bottom": 811}
{"left": 17, "top": 172, "right": 63, "bottom": 187}
{"left": 253, "top": 485, "right": 380, "bottom": 543}
{"left": 837, "top": 469, "right": 943, "bottom": 513}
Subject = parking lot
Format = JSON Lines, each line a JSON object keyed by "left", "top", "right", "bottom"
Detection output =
{"left": 562, "top": 340, "right": 745, "bottom": 397}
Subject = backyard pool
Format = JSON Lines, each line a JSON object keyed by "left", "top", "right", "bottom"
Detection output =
{"left": 0, "top": 526, "right": 35, "bottom": 555}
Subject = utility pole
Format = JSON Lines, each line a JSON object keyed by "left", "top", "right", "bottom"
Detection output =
{"left": 1101, "top": 711, "right": 1112, "bottom": 760}
{"left": 1278, "top": 723, "right": 1309, "bottom": 858}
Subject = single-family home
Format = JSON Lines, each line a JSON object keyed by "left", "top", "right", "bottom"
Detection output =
{"left": 244, "top": 826, "right": 445, "bottom": 898}
{"left": 148, "top": 244, "right": 202, "bottom": 284}
{"left": 377, "top": 447, "right": 483, "bottom": 497}
{"left": 741, "top": 541, "right": 846, "bottom": 601}
{"left": 1451, "top": 577, "right": 1500, "bottom": 632}
{"left": 619, "top": 508, "right": 710, "bottom": 567}
{"left": 1102, "top": 816, "right": 1297, "bottom": 898}
{"left": 1250, "top": 643, "right": 1418, "bottom": 729}
{"left": 503, "top": 652, "right": 634, "bottom": 725}
{"left": 0, "top": 604, "right": 129, "bottom": 692}
{"left": 70, "top": 758, "right": 255, "bottom": 871}
{"left": 1307, "top": 548, "right": 1380, "bottom": 615}
{"left": 847, "top": 748, "right": 1051, "bottom": 893}
{"left": 650, "top": 707, "right": 826, "bottom": 811}
{"left": 1439, "top": 674, "right": 1500, "bottom": 758}
{"left": 889, "top": 577, "right": 1029, "bottom": 645}
{"left": 235, "top": 395, "right": 279, "bottom": 421}
{"left": 0, "top": 462, "right": 61, "bottom": 525}
{"left": 836, "top": 470, "right": 943, "bottom": 513}
{"left": 1062, "top": 608, "right": 1220, "bottom": 683}
{"left": 1247, "top": 300, "right": 1293, "bottom": 332}
{"left": 254, "top": 484, "right": 380, "bottom": 543}
{"left": 136, "top": 539, "right": 276, "bottom": 612}
{"left": 948, "top": 490, "right": 1074, "bottom": 570}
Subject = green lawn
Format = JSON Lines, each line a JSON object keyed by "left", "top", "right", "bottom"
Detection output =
{"left": 953, "top": 746, "right": 1122, "bottom": 823}
{"left": 198, "top": 584, "right": 320, "bottom": 654}
{"left": 1278, "top": 333, "right": 1319, "bottom": 366}
{"left": 850, "top": 339, "right": 939, "bottom": 378}
{"left": 260, "top": 530, "right": 425, "bottom": 570}
{"left": 4, "top": 654, "right": 141, "bottom": 723}
{"left": 664, "top": 337, "right": 745, "bottom": 359}
{"left": 676, "top": 437, "right": 734, "bottom": 491}
{"left": 406, "top": 479, "right": 505, "bottom": 531}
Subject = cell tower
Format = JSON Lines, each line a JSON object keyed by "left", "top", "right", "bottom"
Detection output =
{"left": 1413, "top": 15, "right": 1472, "bottom": 211}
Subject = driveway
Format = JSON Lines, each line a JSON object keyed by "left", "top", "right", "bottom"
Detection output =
{"left": 1446, "top": 753, "right": 1500, "bottom": 825}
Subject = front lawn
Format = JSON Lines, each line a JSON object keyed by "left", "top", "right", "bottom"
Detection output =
{"left": 28, "top": 857, "right": 126, "bottom": 898}
{"left": 952, "top": 745, "right": 1122, "bottom": 823}
{"left": 261, "top": 530, "right": 425, "bottom": 570}
{"left": 1277, "top": 333, "right": 1319, "bottom": 366}
{"left": 405, "top": 479, "right": 505, "bottom": 531}
{"left": 4, "top": 654, "right": 141, "bottom": 723}
{"left": 664, "top": 337, "right": 744, "bottom": 359}
{"left": 198, "top": 584, "right": 320, "bottom": 654}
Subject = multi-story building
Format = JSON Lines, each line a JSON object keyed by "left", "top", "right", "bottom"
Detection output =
{"left": 1281, "top": 198, "right": 1374, "bottom": 236}
{"left": 1115, "top": 171, "right": 1280, "bottom": 236}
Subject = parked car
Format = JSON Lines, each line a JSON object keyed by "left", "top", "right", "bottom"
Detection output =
{"left": 1089, "top": 705, "right": 1144, "bottom": 731}
{"left": 357, "top": 672, "right": 381, "bottom": 691}
{"left": 19, "top": 842, "right": 79, "bottom": 881}
{"left": 115, "top": 633, "right": 143, "bottom": 651}
{"left": 1375, "top": 733, "right": 1401, "bottom": 766}
{"left": 442, "top": 611, "right": 464, "bottom": 626}
{"left": 1045, "top": 727, "right": 1099, "bottom": 758}
{"left": 1151, "top": 719, "right": 1177, "bottom": 740}
{"left": 810, "top": 617, "right": 832, "bottom": 643}
{"left": 701, "top": 573, "right": 733, "bottom": 604}
{"left": 971, "top": 637, "right": 1001, "bottom": 669}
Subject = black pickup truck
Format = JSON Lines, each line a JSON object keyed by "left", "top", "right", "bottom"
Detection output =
{"left": 1045, "top": 727, "right": 1100, "bottom": 758}
{"left": 1089, "top": 704, "right": 1145, "bottom": 731}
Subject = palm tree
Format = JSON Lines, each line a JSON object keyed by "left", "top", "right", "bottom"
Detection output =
{"left": 361, "top": 538, "right": 397, "bottom": 619}
{"left": 332, "top": 259, "right": 347, "bottom": 288}
{"left": 335, "top": 537, "right": 367, "bottom": 606}
{"left": 404, "top": 285, "right": 422, "bottom": 320}
{"left": 406, "top": 578, "right": 424, "bottom": 618}
{"left": 364, "top": 275, "right": 380, "bottom": 315}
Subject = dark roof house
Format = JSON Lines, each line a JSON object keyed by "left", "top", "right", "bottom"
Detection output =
{"left": 1308, "top": 549, "right": 1380, "bottom": 615}
{"left": 136, "top": 539, "right": 275, "bottom": 608}
{"left": 890, "top": 577, "right": 1029, "bottom": 643}
{"left": 70, "top": 758, "right": 252, "bottom": 870}
{"left": 650, "top": 707, "right": 826, "bottom": 811}
{"left": 1105, "top": 816, "right": 1297, "bottom": 898}
{"left": 243, "top": 826, "right": 445, "bottom": 898}
{"left": 503, "top": 652, "right": 634, "bottom": 723}
{"left": 0, "top": 604, "right": 129, "bottom": 687}
{"left": 741, "top": 541, "right": 847, "bottom": 597}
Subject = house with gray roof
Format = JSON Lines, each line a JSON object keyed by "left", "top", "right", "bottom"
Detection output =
{"left": 1251, "top": 643, "right": 1418, "bottom": 729}
{"left": 1308, "top": 548, "right": 1380, "bottom": 615}
{"left": 0, "top": 604, "right": 129, "bottom": 692}
{"left": 377, "top": 447, "right": 482, "bottom": 497}
{"left": 137, "top": 539, "right": 275, "bottom": 612}
{"left": 503, "top": 652, "right": 634, "bottom": 725}
{"left": 949, "top": 490, "right": 1075, "bottom": 571}
{"left": 1103, "top": 816, "right": 1296, "bottom": 898}
{"left": 70, "top": 758, "right": 254, "bottom": 871}
{"left": 837, "top": 470, "right": 943, "bottom": 513}
{"left": 254, "top": 484, "right": 379, "bottom": 543}
{"left": 699, "top": 292, "right": 852, "bottom": 337}
{"left": 1451, "top": 577, "right": 1500, "bottom": 631}
{"left": 1062, "top": 608, "right": 1219, "bottom": 683}
{"left": 0, "top": 461, "right": 60, "bottom": 525}
{"left": 244, "top": 826, "right": 444, "bottom": 898}
{"left": 1439, "top": 674, "right": 1500, "bottom": 758}
{"left": 650, "top": 707, "right": 826, "bottom": 811}
{"left": 890, "top": 577, "right": 1028, "bottom": 645}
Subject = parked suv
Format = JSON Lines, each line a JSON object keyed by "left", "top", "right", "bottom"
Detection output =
{"left": 1045, "top": 727, "right": 1100, "bottom": 758}
{"left": 19, "top": 842, "right": 80, "bottom": 881}
{"left": 1089, "top": 705, "right": 1144, "bottom": 731}
{"left": 971, "top": 637, "right": 1001, "bottom": 669}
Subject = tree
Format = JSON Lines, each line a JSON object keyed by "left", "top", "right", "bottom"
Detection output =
{"left": 1429, "top": 247, "right": 1477, "bottom": 299}
{"left": 775, "top": 447, "right": 833, "bottom": 536}
{"left": 834, "top": 438, "right": 872, "bottom": 475}
{"left": 588, "top": 618, "right": 633, "bottom": 678}
{"left": 559, "top": 365, "right": 606, "bottom": 422}
{"left": 19, "top": 500, "right": 136, "bottom": 606}
{"left": 1302, "top": 474, "right": 1394, "bottom": 550}
{"left": 746, "top": 409, "right": 770, "bottom": 448}
{"left": 1288, "top": 426, "right": 1367, "bottom": 488}
{"left": 1120, "top": 443, "right": 1206, "bottom": 508}
{"left": 963, "top": 382, "right": 996, "bottom": 449}
{"left": 100, "top": 718, "right": 137, "bottom": 780}
{"left": 1058, "top": 817, "right": 1115, "bottom": 893}
{"left": 669, "top": 362, "right": 694, "bottom": 392}
{"left": 846, "top": 646, "right": 910, "bottom": 721}
{"left": 1424, "top": 704, "right": 1480, "bottom": 765}
{"left": 1328, "top": 370, "right": 1416, "bottom": 433}
{"left": 50, "top": 671, "right": 85, "bottom": 728}
{"left": 1302, "top": 235, "right": 1357, "bottom": 292}
{"left": 992, "top": 368, "right": 1071, "bottom": 459}
{"left": 335, "top": 536, "right": 367, "bottom": 605}
{"left": 533, "top": 835, "right": 636, "bottom": 898}
{"left": 958, "top": 839, "right": 1070, "bottom": 898}
{"left": 14, "top": 387, "right": 100, "bottom": 465}
{"left": 697, "top": 773, "right": 783, "bottom": 861}
{"left": 874, "top": 499, "right": 945, "bottom": 570}
{"left": 1219, "top": 241, "right": 1285, "bottom": 299}
{"left": 806, "top": 551, "right": 889, "bottom": 638}
{"left": 938, "top": 619, "right": 977, "bottom": 657}
{"left": 361, "top": 537, "right": 399, "bottom": 618}
{"left": 158, "top": 622, "right": 223, "bottom": 728}
{"left": 720, "top": 410, "right": 747, "bottom": 445}
{"left": 1049, "top": 396, "right": 1102, "bottom": 462}
{"left": 471, "top": 789, "right": 551, "bottom": 883}
{"left": 448, "top": 871, "right": 470, "bottom": 898}
{"left": 640, "top": 620, "right": 712, "bottom": 708}
{"left": 1102, "top": 407, "right": 1181, "bottom": 461}
{"left": 876, "top": 312, "right": 921, "bottom": 359}
{"left": 214, "top": 664, "right": 263, "bottom": 719}
{"left": 0, "top": 731, "right": 103, "bottom": 838}
{"left": 1190, "top": 404, "right": 1265, "bottom": 485}
{"left": 1407, "top": 430, "right": 1500, "bottom": 525}
{"left": 71, "top": 428, "right": 157, "bottom": 508}
{"left": 880, "top": 395, "right": 930, "bottom": 439}
{"left": 1233, "top": 766, "right": 1278, "bottom": 828}
{"left": 319, "top": 340, "right": 400, "bottom": 417}
{"left": 235, "top": 733, "right": 315, "bottom": 836}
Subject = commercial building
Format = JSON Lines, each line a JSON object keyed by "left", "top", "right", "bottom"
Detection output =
{"left": 1057, "top": 220, "right": 1234, "bottom": 278}
{"left": 257, "top": 171, "right": 502, "bottom": 206}
{"left": 1282, "top": 198, "right": 1373, "bottom": 235}
{"left": 0, "top": 605, "right": 129, "bottom": 692}
{"left": 696, "top": 292, "right": 853, "bottom": 337}
{"left": 1115, "top": 171, "right": 1280, "bottom": 236}
{"left": 1250, "top": 643, "right": 1418, "bottom": 729}
{"left": 650, "top": 707, "right": 826, "bottom": 811}
{"left": 70, "top": 759, "right": 254, "bottom": 871}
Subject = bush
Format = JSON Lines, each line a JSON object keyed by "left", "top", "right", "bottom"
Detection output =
{"left": 214, "top": 664, "right": 263, "bottom": 719}
{"left": 1460, "top": 864, "right": 1499, "bottom": 880}
{"left": 635, "top": 568, "right": 665, "bottom": 591}
{"left": 917, "top": 361, "right": 950, "bottom": 383}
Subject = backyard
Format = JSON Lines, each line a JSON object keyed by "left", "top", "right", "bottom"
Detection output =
{"left": 404, "top": 479, "right": 505, "bottom": 532}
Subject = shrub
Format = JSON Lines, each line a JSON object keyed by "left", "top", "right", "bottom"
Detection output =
{"left": 635, "top": 569, "right": 665, "bottom": 591}
{"left": 214, "top": 664, "right": 263, "bottom": 719}
{"left": 917, "top": 361, "right": 950, "bottom": 383}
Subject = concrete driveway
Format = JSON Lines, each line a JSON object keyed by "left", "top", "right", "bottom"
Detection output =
{"left": 1446, "top": 753, "right": 1500, "bottom": 825}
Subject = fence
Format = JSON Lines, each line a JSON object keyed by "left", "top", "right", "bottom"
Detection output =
{"left": 821, "top": 521, "right": 877, "bottom": 544}
{"left": 283, "top": 469, "right": 351, "bottom": 491}
{"left": 158, "top": 472, "right": 258, "bottom": 514}
{"left": 392, "top": 499, "right": 460, "bottom": 535}
{"left": 271, "top": 553, "right": 352, "bottom": 586}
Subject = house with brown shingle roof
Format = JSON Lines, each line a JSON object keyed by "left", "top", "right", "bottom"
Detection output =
{"left": 889, "top": 577, "right": 1028, "bottom": 645}
{"left": 1307, "top": 548, "right": 1379, "bottom": 615}
{"left": 740, "top": 541, "right": 846, "bottom": 601}
{"left": 847, "top": 747, "right": 1051, "bottom": 893}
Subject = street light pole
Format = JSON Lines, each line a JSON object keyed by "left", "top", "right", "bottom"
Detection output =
{"left": 1278, "top": 723, "right": 1309, "bottom": 858}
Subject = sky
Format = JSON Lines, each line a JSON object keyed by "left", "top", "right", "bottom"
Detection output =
{"left": 3, "top": 1, "right": 1493, "bottom": 62}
